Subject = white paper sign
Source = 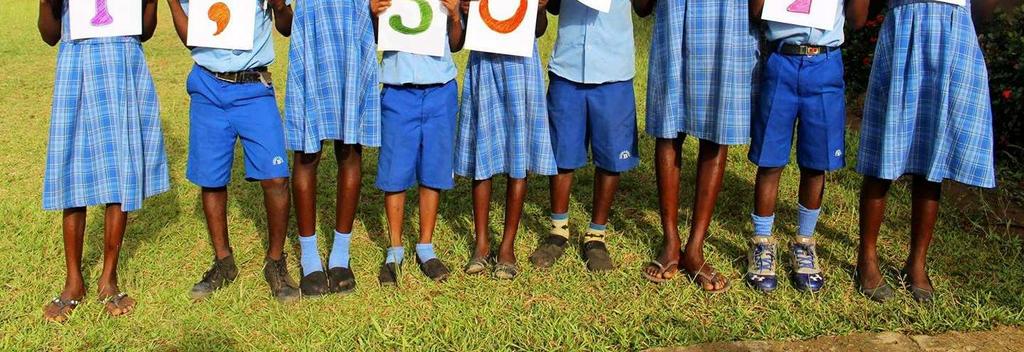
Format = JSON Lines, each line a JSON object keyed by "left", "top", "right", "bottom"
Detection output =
{"left": 378, "top": 0, "right": 449, "bottom": 57}
{"left": 578, "top": 0, "right": 611, "bottom": 13}
{"left": 465, "top": 0, "right": 538, "bottom": 57}
{"left": 186, "top": 0, "right": 257, "bottom": 50}
{"left": 934, "top": 0, "right": 966, "bottom": 6}
{"left": 69, "top": 0, "right": 142, "bottom": 40}
{"left": 761, "top": 0, "right": 840, "bottom": 31}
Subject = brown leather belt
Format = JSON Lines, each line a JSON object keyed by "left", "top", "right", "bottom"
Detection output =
{"left": 208, "top": 66, "right": 270, "bottom": 84}
{"left": 777, "top": 43, "right": 839, "bottom": 56}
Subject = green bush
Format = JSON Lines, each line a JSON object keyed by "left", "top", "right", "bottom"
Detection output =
{"left": 980, "top": 5, "right": 1024, "bottom": 153}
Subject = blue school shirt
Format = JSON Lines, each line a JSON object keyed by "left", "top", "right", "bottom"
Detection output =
{"left": 180, "top": 0, "right": 291, "bottom": 73}
{"left": 548, "top": 0, "right": 635, "bottom": 84}
{"left": 765, "top": 2, "right": 846, "bottom": 47}
{"left": 379, "top": 36, "right": 458, "bottom": 85}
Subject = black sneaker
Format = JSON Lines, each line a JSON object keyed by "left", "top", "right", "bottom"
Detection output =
{"left": 300, "top": 271, "right": 330, "bottom": 297}
{"left": 529, "top": 235, "right": 569, "bottom": 268}
{"left": 582, "top": 241, "right": 614, "bottom": 272}
{"left": 190, "top": 255, "right": 239, "bottom": 301}
{"left": 418, "top": 258, "right": 450, "bottom": 282}
{"left": 263, "top": 255, "right": 300, "bottom": 303}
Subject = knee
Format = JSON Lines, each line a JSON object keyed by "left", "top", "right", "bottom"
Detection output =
{"left": 295, "top": 152, "right": 322, "bottom": 168}
{"left": 261, "top": 177, "right": 289, "bottom": 192}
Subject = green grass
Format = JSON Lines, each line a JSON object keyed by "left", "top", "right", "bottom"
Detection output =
{"left": 1, "top": 1, "right": 1022, "bottom": 350}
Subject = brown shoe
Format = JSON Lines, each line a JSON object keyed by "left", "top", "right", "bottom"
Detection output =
{"left": 263, "top": 255, "right": 300, "bottom": 303}
{"left": 190, "top": 255, "right": 239, "bottom": 301}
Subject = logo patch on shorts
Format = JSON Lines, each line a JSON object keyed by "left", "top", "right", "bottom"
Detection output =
{"left": 619, "top": 151, "right": 632, "bottom": 160}
{"left": 272, "top": 156, "right": 284, "bottom": 166}
{"left": 834, "top": 149, "right": 843, "bottom": 158}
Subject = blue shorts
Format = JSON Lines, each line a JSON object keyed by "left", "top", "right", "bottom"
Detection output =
{"left": 186, "top": 66, "right": 290, "bottom": 188}
{"left": 749, "top": 49, "right": 847, "bottom": 172}
{"left": 376, "top": 81, "right": 458, "bottom": 192}
{"left": 547, "top": 74, "right": 639, "bottom": 173}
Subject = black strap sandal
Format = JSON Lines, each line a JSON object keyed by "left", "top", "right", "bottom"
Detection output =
{"left": 43, "top": 297, "right": 81, "bottom": 323}
{"left": 328, "top": 267, "right": 356, "bottom": 294}
{"left": 100, "top": 292, "right": 135, "bottom": 317}
{"left": 493, "top": 262, "right": 519, "bottom": 280}
{"left": 418, "top": 258, "right": 450, "bottom": 282}
{"left": 463, "top": 256, "right": 491, "bottom": 275}
{"left": 378, "top": 262, "right": 400, "bottom": 287}
{"left": 899, "top": 268, "right": 934, "bottom": 304}
{"left": 855, "top": 271, "right": 895, "bottom": 303}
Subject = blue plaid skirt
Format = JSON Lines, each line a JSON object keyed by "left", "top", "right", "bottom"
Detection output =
{"left": 455, "top": 48, "right": 557, "bottom": 180}
{"left": 857, "top": 0, "right": 995, "bottom": 188}
{"left": 645, "top": 0, "right": 759, "bottom": 145}
{"left": 44, "top": 37, "right": 170, "bottom": 212}
{"left": 285, "top": 0, "right": 381, "bottom": 152}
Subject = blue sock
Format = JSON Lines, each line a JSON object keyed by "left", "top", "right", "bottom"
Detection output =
{"left": 415, "top": 243, "right": 437, "bottom": 262}
{"left": 797, "top": 204, "right": 821, "bottom": 238}
{"left": 751, "top": 213, "right": 775, "bottom": 237}
{"left": 298, "top": 234, "right": 324, "bottom": 276}
{"left": 385, "top": 246, "right": 405, "bottom": 264}
{"left": 551, "top": 212, "right": 569, "bottom": 221}
{"left": 589, "top": 223, "right": 607, "bottom": 231}
{"left": 327, "top": 231, "right": 352, "bottom": 269}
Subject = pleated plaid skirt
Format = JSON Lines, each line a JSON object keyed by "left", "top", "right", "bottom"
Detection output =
{"left": 645, "top": 0, "right": 759, "bottom": 145}
{"left": 455, "top": 48, "right": 557, "bottom": 180}
{"left": 856, "top": 0, "right": 995, "bottom": 188}
{"left": 285, "top": 0, "right": 381, "bottom": 152}
{"left": 44, "top": 36, "right": 169, "bottom": 212}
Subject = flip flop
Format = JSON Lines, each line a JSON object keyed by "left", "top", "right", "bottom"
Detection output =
{"left": 642, "top": 259, "right": 679, "bottom": 283}
{"left": 43, "top": 296, "right": 81, "bottom": 323}
{"left": 100, "top": 292, "right": 135, "bottom": 317}
{"left": 680, "top": 250, "right": 730, "bottom": 293}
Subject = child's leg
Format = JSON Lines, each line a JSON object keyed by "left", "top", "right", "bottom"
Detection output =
{"left": 261, "top": 178, "right": 291, "bottom": 261}
{"left": 335, "top": 144, "right": 363, "bottom": 234}
{"left": 472, "top": 179, "right": 493, "bottom": 259}
{"left": 292, "top": 151, "right": 327, "bottom": 278}
{"left": 497, "top": 178, "right": 528, "bottom": 264}
{"left": 549, "top": 169, "right": 574, "bottom": 215}
{"left": 60, "top": 207, "right": 88, "bottom": 300}
{"left": 906, "top": 176, "right": 941, "bottom": 291}
{"left": 417, "top": 186, "right": 441, "bottom": 246}
{"left": 682, "top": 140, "right": 729, "bottom": 291}
{"left": 97, "top": 204, "right": 135, "bottom": 315}
{"left": 753, "top": 167, "right": 784, "bottom": 218}
{"left": 590, "top": 169, "right": 620, "bottom": 230}
{"left": 384, "top": 191, "right": 407, "bottom": 262}
{"left": 327, "top": 144, "right": 362, "bottom": 270}
{"left": 201, "top": 187, "right": 233, "bottom": 259}
{"left": 644, "top": 138, "right": 684, "bottom": 279}
{"left": 857, "top": 176, "right": 892, "bottom": 288}
{"left": 798, "top": 168, "right": 826, "bottom": 212}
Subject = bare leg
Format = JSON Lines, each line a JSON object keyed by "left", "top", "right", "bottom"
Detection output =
{"left": 857, "top": 176, "right": 892, "bottom": 288}
{"left": 60, "top": 207, "right": 88, "bottom": 300}
{"left": 292, "top": 151, "right": 322, "bottom": 237}
{"left": 497, "top": 178, "right": 528, "bottom": 264}
{"left": 201, "top": 187, "right": 232, "bottom": 260}
{"left": 645, "top": 138, "right": 683, "bottom": 279}
{"left": 384, "top": 191, "right": 407, "bottom": 248}
{"left": 798, "top": 168, "right": 826, "bottom": 210}
{"left": 472, "top": 179, "right": 493, "bottom": 259}
{"left": 681, "top": 140, "right": 729, "bottom": 291}
{"left": 335, "top": 144, "right": 363, "bottom": 234}
{"left": 418, "top": 186, "right": 441, "bottom": 245}
{"left": 549, "top": 169, "right": 574, "bottom": 215}
{"left": 97, "top": 204, "right": 127, "bottom": 297}
{"left": 906, "top": 176, "right": 941, "bottom": 291}
{"left": 753, "top": 167, "right": 784, "bottom": 217}
{"left": 591, "top": 169, "right": 621, "bottom": 227}
{"left": 261, "top": 178, "right": 290, "bottom": 261}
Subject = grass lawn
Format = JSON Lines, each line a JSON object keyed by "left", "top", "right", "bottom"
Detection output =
{"left": 1, "top": 1, "right": 1022, "bottom": 350}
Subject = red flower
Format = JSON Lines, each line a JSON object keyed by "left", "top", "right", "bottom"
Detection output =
{"left": 1003, "top": 89, "right": 1013, "bottom": 101}
{"left": 863, "top": 57, "right": 872, "bottom": 66}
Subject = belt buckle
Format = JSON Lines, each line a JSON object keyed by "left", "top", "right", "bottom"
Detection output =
{"left": 805, "top": 46, "right": 821, "bottom": 56}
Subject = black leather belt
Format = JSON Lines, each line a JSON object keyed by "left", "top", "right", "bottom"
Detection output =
{"left": 207, "top": 66, "right": 270, "bottom": 84}
{"left": 777, "top": 43, "right": 839, "bottom": 56}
